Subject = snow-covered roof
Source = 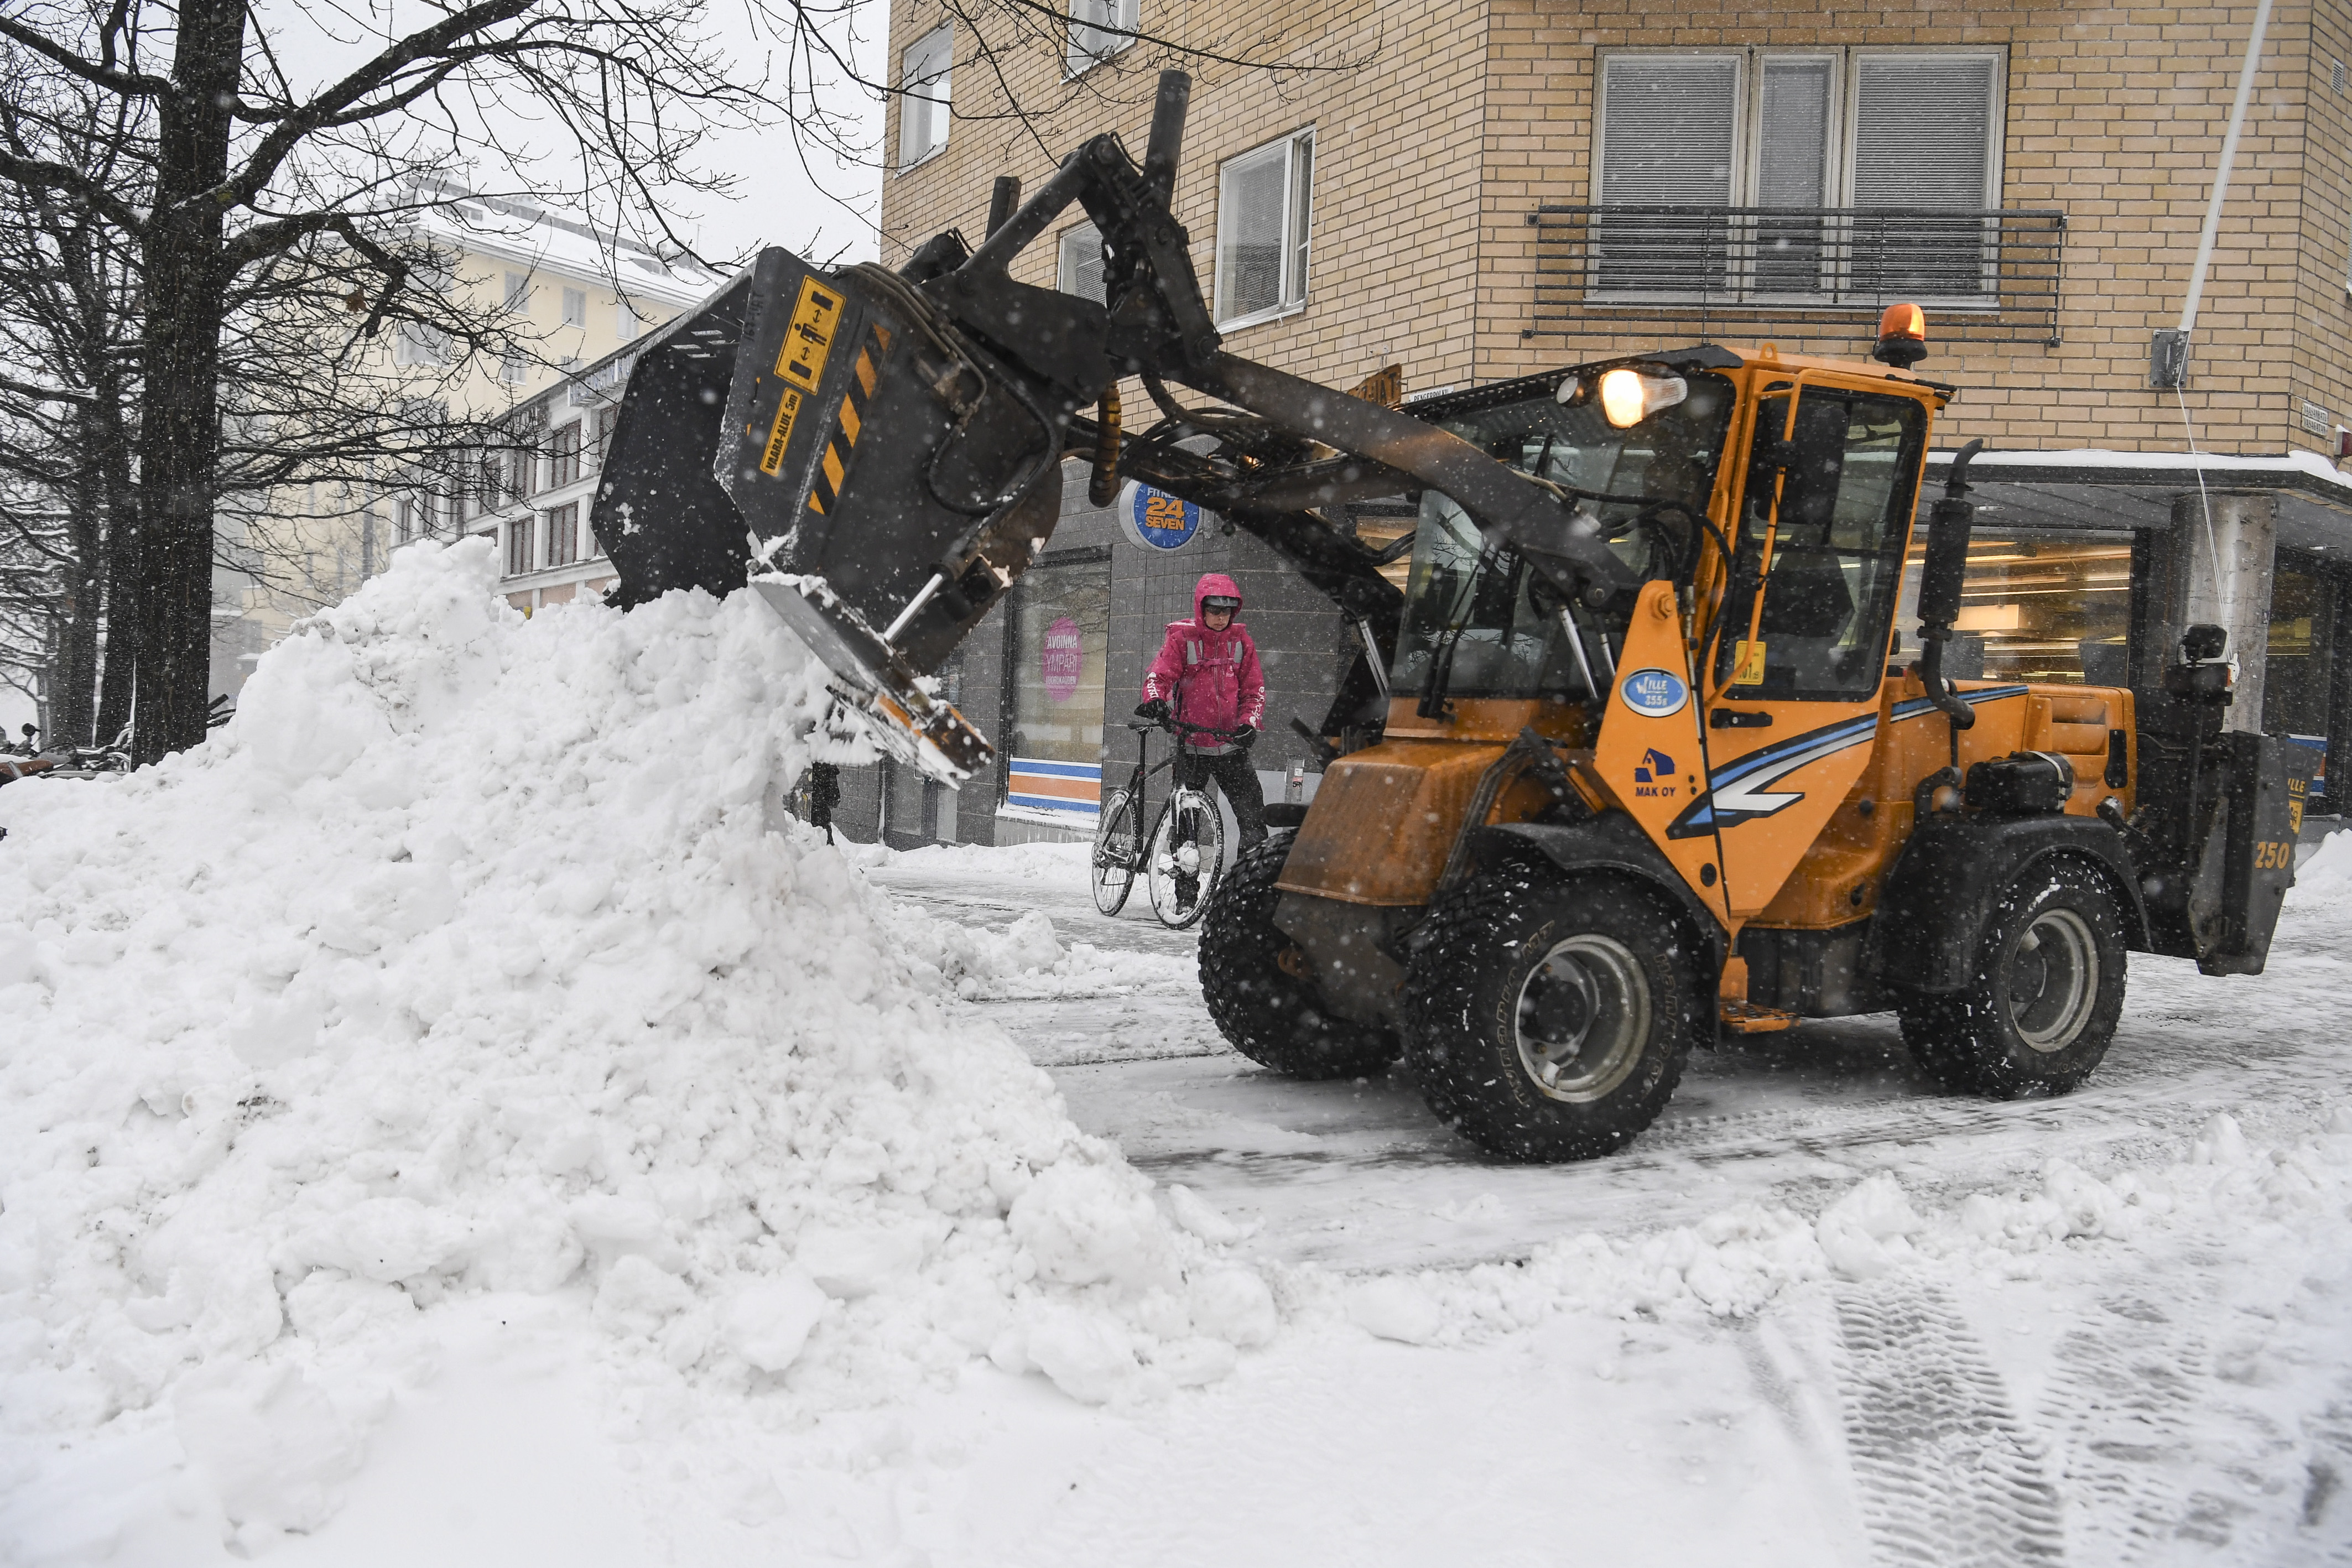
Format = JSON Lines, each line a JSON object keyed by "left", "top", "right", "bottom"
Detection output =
{"left": 407, "top": 180, "right": 724, "bottom": 309}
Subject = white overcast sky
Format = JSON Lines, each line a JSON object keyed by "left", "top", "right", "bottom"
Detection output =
{"left": 244, "top": 0, "right": 892, "bottom": 275}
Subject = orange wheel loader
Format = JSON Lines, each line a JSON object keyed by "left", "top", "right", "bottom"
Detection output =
{"left": 592, "top": 74, "right": 2314, "bottom": 1162}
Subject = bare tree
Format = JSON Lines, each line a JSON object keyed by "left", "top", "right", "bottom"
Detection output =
{"left": 0, "top": 0, "right": 816, "bottom": 759}
{"left": 0, "top": 78, "right": 142, "bottom": 748}
{"left": 0, "top": 0, "right": 1338, "bottom": 761}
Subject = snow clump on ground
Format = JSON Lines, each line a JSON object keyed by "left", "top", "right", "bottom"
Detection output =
{"left": 0, "top": 539, "right": 1272, "bottom": 1551}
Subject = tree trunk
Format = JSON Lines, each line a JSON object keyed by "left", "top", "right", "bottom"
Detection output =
{"left": 49, "top": 433, "right": 104, "bottom": 746}
{"left": 128, "top": 0, "right": 242, "bottom": 764}
{"left": 91, "top": 381, "right": 138, "bottom": 747}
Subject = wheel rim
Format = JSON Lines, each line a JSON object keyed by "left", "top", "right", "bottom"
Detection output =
{"left": 2006, "top": 907, "right": 2098, "bottom": 1053}
{"left": 1091, "top": 803, "right": 1137, "bottom": 913}
{"left": 1512, "top": 934, "right": 1651, "bottom": 1102}
{"left": 1148, "top": 800, "right": 1218, "bottom": 926}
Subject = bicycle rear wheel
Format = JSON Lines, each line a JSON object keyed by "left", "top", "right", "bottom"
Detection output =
{"left": 1147, "top": 790, "right": 1226, "bottom": 930}
{"left": 1091, "top": 788, "right": 1141, "bottom": 916}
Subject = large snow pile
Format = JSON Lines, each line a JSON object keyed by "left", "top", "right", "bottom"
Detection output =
{"left": 0, "top": 541, "right": 1271, "bottom": 1552}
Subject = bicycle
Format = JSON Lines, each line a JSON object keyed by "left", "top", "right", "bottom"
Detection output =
{"left": 1090, "top": 717, "right": 1245, "bottom": 928}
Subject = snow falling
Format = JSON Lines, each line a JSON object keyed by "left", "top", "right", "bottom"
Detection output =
{"left": 2, "top": 538, "right": 2348, "bottom": 1564}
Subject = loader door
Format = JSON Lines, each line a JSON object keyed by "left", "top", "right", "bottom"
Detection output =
{"left": 1674, "top": 387, "right": 1928, "bottom": 916}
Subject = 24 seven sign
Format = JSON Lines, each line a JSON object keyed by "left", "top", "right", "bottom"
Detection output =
{"left": 1116, "top": 481, "right": 1203, "bottom": 552}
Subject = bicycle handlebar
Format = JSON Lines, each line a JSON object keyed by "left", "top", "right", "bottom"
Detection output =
{"left": 1125, "top": 716, "right": 1250, "bottom": 738}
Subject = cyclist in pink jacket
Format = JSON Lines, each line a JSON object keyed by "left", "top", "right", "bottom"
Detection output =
{"left": 1136, "top": 571, "right": 1268, "bottom": 850}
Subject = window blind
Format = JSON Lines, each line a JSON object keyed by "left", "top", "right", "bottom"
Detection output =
{"left": 1599, "top": 56, "right": 1739, "bottom": 205}
{"left": 1217, "top": 140, "right": 1292, "bottom": 322}
{"left": 1752, "top": 57, "right": 1835, "bottom": 294}
{"left": 1851, "top": 55, "right": 1995, "bottom": 210}
{"left": 1059, "top": 224, "right": 1106, "bottom": 304}
{"left": 1850, "top": 54, "right": 1997, "bottom": 299}
{"left": 1756, "top": 58, "right": 1833, "bottom": 206}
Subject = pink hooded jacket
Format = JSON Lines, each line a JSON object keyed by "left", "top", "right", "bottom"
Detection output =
{"left": 1142, "top": 572, "right": 1265, "bottom": 753}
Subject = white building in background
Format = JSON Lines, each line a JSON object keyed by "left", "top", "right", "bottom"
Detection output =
{"left": 460, "top": 337, "right": 644, "bottom": 613}
{"left": 214, "top": 190, "right": 717, "bottom": 691}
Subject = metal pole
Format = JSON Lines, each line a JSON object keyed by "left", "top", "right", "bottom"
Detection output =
{"left": 2177, "top": 0, "right": 2276, "bottom": 337}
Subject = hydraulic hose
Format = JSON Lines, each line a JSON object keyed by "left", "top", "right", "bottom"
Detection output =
{"left": 1089, "top": 384, "right": 1123, "bottom": 507}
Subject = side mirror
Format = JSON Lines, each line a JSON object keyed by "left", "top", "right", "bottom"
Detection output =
{"left": 1917, "top": 496, "right": 1973, "bottom": 629}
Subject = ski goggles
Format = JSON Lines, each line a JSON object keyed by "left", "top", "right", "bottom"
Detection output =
{"left": 1201, "top": 597, "right": 1241, "bottom": 612}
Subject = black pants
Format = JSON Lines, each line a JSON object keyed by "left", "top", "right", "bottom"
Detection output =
{"left": 1174, "top": 747, "right": 1266, "bottom": 850}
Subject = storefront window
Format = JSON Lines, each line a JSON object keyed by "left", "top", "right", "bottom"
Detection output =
{"left": 1897, "top": 530, "right": 2134, "bottom": 684}
{"left": 1004, "top": 551, "right": 1111, "bottom": 820}
{"left": 2263, "top": 563, "right": 2338, "bottom": 794}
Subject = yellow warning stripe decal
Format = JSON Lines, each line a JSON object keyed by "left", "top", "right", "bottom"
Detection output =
{"left": 805, "top": 323, "right": 890, "bottom": 519}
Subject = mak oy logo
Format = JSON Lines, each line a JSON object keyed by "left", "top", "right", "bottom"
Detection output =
{"left": 1620, "top": 667, "right": 1689, "bottom": 720}
{"left": 1633, "top": 748, "right": 1678, "bottom": 797}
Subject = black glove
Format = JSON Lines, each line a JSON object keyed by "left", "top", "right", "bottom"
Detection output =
{"left": 1231, "top": 725, "right": 1257, "bottom": 747}
{"left": 1135, "top": 698, "right": 1170, "bottom": 722}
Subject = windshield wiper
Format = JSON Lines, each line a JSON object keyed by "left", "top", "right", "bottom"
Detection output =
{"left": 1417, "top": 618, "right": 1469, "bottom": 720}
{"left": 1416, "top": 545, "right": 1501, "bottom": 720}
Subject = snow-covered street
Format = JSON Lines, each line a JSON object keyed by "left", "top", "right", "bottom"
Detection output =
{"left": 4, "top": 547, "right": 2349, "bottom": 1566}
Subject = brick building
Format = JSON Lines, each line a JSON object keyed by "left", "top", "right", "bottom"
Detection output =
{"left": 829, "top": 0, "right": 2352, "bottom": 848}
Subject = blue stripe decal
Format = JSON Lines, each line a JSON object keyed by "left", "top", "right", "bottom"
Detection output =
{"left": 1006, "top": 793, "right": 1099, "bottom": 814}
{"left": 1007, "top": 758, "right": 1102, "bottom": 780}
{"left": 1667, "top": 685, "right": 2032, "bottom": 838}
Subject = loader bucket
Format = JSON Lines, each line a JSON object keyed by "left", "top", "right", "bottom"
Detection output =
{"left": 591, "top": 247, "right": 1081, "bottom": 782}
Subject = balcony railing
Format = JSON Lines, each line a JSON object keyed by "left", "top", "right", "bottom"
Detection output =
{"left": 1529, "top": 205, "right": 2065, "bottom": 347}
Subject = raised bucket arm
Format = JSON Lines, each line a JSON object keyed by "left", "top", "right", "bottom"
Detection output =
{"left": 590, "top": 71, "right": 1635, "bottom": 782}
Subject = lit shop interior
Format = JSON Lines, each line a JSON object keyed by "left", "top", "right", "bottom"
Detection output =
{"left": 1897, "top": 526, "right": 2345, "bottom": 808}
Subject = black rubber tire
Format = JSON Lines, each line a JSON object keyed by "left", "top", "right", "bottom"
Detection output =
{"left": 1091, "top": 787, "right": 1139, "bottom": 916}
{"left": 1147, "top": 788, "right": 1225, "bottom": 930}
{"left": 1897, "top": 857, "right": 2127, "bottom": 1098}
{"left": 1403, "top": 866, "right": 1694, "bottom": 1163}
{"left": 1198, "top": 836, "right": 1401, "bottom": 1080}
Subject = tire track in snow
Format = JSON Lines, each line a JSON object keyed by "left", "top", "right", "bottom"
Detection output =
{"left": 2039, "top": 1296, "right": 2207, "bottom": 1564}
{"left": 1834, "top": 1279, "right": 2065, "bottom": 1567}
{"left": 2300, "top": 1372, "right": 2352, "bottom": 1565}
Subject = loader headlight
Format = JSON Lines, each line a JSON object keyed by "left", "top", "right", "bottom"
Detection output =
{"left": 1579, "top": 367, "right": 1689, "bottom": 429}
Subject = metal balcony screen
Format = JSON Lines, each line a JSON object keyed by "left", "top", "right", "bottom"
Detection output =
{"left": 1531, "top": 205, "right": 2064, "bottom": 346}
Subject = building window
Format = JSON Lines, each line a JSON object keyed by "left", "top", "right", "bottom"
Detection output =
{"left": 898, "top": 27, "right": 952, "bottom": 169}
{"left": 1002, "top": 549, "right": 1112, "bottom": 821}
{"left": 594, "top": 404, "right": 618, "bottom": 471}
{"left": 562, "top": 287, "right": 586, "bottom": 327}
{"left": 507, "top": 513, "right": 534, "bottom": 577}
{"left": 396, "top": 498, "right": 416, "bottom": 545}
{"left": 391, "top": 322, "right": 447, "bottom": 367}
{"left": 504, "top": 272, "right": 532, "bottom": 312}
{"left": 548, "top": 421, "right": 582, "bottom": 489}
{"left": 1215, "top": 129, "right": 1313, "bottom": 328}
{"left": 1066, "top": 0, "right": 1137, "bottom": 76}
{"left": 501, "top": 351, "right": 527, "bottom": 385}
{"left": 617, "top": 300, "right": 639, "bottom": 341}
{"left": 1593, "top": 49, "right": 2003, "bottom": 301}
{"left": 545, "top": 502, "right": 579, "bottom": 567}
{"left": 1058, "top": 223, "right": 1107, "bottom": 304}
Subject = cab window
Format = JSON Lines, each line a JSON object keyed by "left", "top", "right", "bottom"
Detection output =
{"left": 1712, "top": 390, "right": 1926, "bottom": 701}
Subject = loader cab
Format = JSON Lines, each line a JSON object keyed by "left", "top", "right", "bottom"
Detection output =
{"left": 1388, "top": 362, "right": 1741, "bottom": 728}
{"left": 1705, "top": 384, "right": 1930, "bottom": 705}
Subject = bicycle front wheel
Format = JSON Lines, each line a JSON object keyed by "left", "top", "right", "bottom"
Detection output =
{"left": 1091, "top": 788, "right": 1141, "bottom": 916}
{"left": 1147, "top": 790, "right": 1226, "bottom": 930}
